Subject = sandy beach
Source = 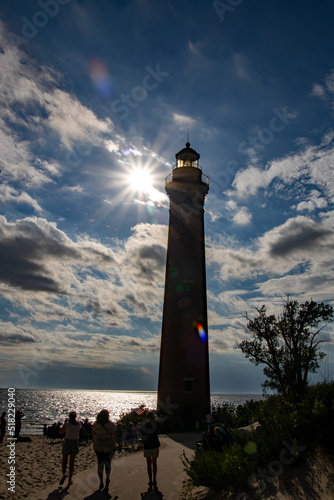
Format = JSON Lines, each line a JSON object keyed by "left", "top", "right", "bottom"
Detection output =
{"left": 0, "top": 434, "right": 96, "bottom": 500}
{"left": 0, "top": 433, "right": 201, "bottom": 500}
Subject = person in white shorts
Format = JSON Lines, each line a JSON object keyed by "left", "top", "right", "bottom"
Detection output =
{"left": 140, "top": 412, "right": 160, "bottom": 487}
{"left": 59, "top": 411, "right": 82, "bottom": 486}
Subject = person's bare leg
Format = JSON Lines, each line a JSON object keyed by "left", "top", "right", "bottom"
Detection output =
{"left": 59, "top": 455, "right": 68, "bottom": 485}
{"left": 146, "top": 457, "right": 152, "bottom": 484}
{"left": 68, "top": 455, "right": 75, "bottom": 484}
{"left": 105, "top": 459, "right": 111, "bottom": 485}
{"left": 152, "top": 458, "right": 157, "bottom": 485}
{"left": 97, "top": 462, "right": 103, "bottom": 488}
{"left": 62, "top": 454, "right": 68, "bottom": 475}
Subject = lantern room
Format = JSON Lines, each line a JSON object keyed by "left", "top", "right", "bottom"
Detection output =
{"left": 175, "top": 142, "right": 200, "bottom": 169}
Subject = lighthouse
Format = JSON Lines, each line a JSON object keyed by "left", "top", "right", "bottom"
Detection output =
{"left": 158, "top": 142, "right": 210, "bottom": 428}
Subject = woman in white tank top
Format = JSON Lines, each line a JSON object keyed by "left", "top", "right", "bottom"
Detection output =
{"left": 59, "top": 411, "right": 82, "bottom": 487}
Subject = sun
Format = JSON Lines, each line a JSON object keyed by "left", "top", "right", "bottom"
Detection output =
{"left": 102, "top": 151, "right": 169, "bottom": 225}
{"left": 127, "top": 167, "right": 154, "bottom": 194}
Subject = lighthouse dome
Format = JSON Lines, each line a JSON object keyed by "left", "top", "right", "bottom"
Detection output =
{"left": 175, "top": 142, "right": 200, "bottom": 168}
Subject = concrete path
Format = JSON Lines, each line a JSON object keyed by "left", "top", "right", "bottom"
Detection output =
{"left": 28, "top": 433, "right": 201, "bottom": 500}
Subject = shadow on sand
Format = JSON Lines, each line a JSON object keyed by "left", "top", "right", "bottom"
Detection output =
{"left": 46, "top": 485, "right": 70, "bottom": 499}
{"left": 140, "top": 485, "right": 164, "bottom": 499}
{"left": 83, "top": 487, "right": 118, "bottom": 499}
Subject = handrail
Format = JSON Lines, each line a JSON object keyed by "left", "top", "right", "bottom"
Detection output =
{"left": 165, "top": 172, "right": 209, "bottom": 186}
{"left": 172, "top": 163, "right": 203, "bottom": 171}
{"left": 201, "top": 174, "right": 209, "bottom": 185}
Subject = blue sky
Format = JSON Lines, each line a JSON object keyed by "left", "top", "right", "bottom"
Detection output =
{"left": 0, "top": 0, "right": 334, "bottom": 393}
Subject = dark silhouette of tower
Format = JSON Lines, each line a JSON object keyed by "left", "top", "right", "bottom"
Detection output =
{"left": 158, "top": 142, "right": 210, "bottom": 428}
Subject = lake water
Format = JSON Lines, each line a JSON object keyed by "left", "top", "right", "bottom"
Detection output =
{"left": 0, "top": 388, "right": 262, "bottom": 434}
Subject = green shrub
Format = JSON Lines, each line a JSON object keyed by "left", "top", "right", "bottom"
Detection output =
{"left": 211, "top": 398, "right": 264, "bottom": 429}
{"left": 183, "top": 383, "right": 334, "bottom": 494}
{"left": 211, "top": 403, "right": 236, "bottom": 427}
{"left": 181, "top": 443, "right": 252, "bottom": 493}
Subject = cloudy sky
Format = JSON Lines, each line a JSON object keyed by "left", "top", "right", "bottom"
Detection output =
{"left": 0, "top": 0, "right": 334, "bottom": 393}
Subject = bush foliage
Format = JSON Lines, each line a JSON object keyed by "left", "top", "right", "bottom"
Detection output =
{"left": 183, "top": 382, "right": 334, "bottom": 496}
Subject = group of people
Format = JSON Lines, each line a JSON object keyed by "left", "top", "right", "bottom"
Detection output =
{"left": 59, "top": 409, "right": 160, "bottom": 490}
{"left": 44, "top": 418, "right": 93, "bottom": 441}
{"left": 197, "top": 419, "right": 234, "bottom": 452}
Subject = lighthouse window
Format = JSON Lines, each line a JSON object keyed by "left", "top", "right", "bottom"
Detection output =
{"left": 184, "top": 196, "right": 193, "bottom": 206}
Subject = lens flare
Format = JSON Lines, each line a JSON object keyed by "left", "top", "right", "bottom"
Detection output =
{"left": 88, "top": 57, "right": 113, "bottom": 98}
{"left": 197, "top": 323, "right": 207, "bottom": 342}
{"left": 244, "top": 441, "right": 257, "bottom": 455}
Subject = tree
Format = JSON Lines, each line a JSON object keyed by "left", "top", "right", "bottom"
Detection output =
{"left": 237, "top": 298, "right": 334, "bottom": 397}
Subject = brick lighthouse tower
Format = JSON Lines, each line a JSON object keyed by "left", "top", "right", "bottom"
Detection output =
{"left": 158, "top": 142, "right": 210, "bottom": 428}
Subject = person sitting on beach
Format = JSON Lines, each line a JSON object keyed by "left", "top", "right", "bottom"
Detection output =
{"left": 124, "top": 421, "right": 138, "bottom": 450}
{"left": 202, "top": 425, "right": 222, "bottom": 452}
{"left": 217, "top": 423, "right": 234, "bottom": 446}
{"left": 81, "top": 418, "right": 92, "bottom": 441}
{"left": 0, "top": 411, "right": 6, "bottom": 443}
{"left": 116, "top": 422, "right": 124, "bottom": 443}
{"left": 92, "top": 409, "right": 122, "bottom": 491}
{"left": 140, "top": 411, "right": 160, "bottom": 488}
{"left": 47, "top": 423, "right": 57, "bottom": 439}
{"left": 59, "top": 411, "right": 82, "bottom": 486}
{"left": 47, "top": 422, "right": 61, "bottom": 439}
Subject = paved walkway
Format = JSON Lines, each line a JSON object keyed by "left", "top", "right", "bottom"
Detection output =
{"left": 28, "top": 433, "right": 201, "bottom": 500}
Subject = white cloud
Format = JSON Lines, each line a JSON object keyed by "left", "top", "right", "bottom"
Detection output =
{"left": 325, "top": 69, "right": 334, "bottom": 95}
{"left": 0, "top": 319, "right": 161, "bottom": 372}
{"left": 0, "top": 217, "right": 167, "bottom": 333}
{"left": 187, "top": 39, "right": 211, "bottom": 69}
{"left": 233, "top": 207, "right": 252, "bottom": 225}
{"left": 311, "top": 67, "right": 334, "bottom": 106}
{"left": 231, "top": 165, "right": 272, "bottom": 197}
{"left": 295, "top": 189, "right": 328, "bottom": 212}
{"left": 233, "top": 53, "right": 251, "bottom": 80}
{"left": 231, "top": 134, "right": 334, "bottom": 204}
{"left": 225, "top": 200, "right": 252, "bottom": 225}
{"left": 0, "top": 20, "right": 115, "bottom": 194}
{"left": 43, "top": 89, "right": 113, "bottom": 149}
{"left": 206, "top": 208, "right": 223, "bottom": 222}
{"left": 0, "top": 184, "right": 43, "bottom": 212}
{"left": 207, "top": 215, "right": 334, "bottom": 301}
{"left": 61, "top": 185, "right": 84, "bottom": 193}
{"left": 0, "top": 118, "right": 53, "bottom": 187}
{"left": 172, "top": 112, "right": 196, "bottom": 127}
{"left": 311, "top": 83, "right": 327, "bottom": 100}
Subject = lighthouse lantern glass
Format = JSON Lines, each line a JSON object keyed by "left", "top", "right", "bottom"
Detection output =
{"left": 176, "top": 158, "right": 199, "bottom": 168}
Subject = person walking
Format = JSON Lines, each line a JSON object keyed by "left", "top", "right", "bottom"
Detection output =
{"left": 140, "top": 411, "right": 160, "bottom": 487}
{"left": 59, "top": 411, "right": 81, "bottom": 486}
{"left": 92, "top": 409, "right": 122, "bottom": 490}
